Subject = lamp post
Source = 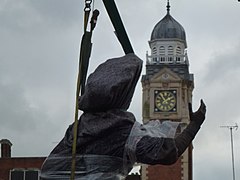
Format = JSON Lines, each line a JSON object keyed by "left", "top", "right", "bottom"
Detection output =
{"left": 220, "top": 124, "right": 238, "bottom": 180}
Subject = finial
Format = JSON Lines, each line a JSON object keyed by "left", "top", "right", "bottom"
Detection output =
{"left": 167, "top": 0, "right": 170, "bottom": 14}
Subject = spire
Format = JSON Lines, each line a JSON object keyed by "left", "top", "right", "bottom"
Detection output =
{"left": 167, "top": 0, "right": 170, "bottom": 14}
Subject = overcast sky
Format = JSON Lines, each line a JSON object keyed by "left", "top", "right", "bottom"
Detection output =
{"left": 1, "top": 0, "right": 240, "bottom": 179}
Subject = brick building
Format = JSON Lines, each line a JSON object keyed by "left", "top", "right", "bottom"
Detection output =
{"left": 0, "top": 139, "right": 45, "bottom": 180}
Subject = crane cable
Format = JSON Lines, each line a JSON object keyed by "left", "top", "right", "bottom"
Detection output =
{"left": 70, "top": 1, "right": 99, "bottom": 179}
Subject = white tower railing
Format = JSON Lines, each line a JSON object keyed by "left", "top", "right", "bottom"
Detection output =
{"left": 146, "top": 54, "right": 189, "bottom": 65}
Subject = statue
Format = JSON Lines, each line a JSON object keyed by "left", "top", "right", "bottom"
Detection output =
{"left": 40, "top": 54, "right": 206, "bottom": 179}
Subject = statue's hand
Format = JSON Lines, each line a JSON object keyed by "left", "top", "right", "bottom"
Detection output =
{"left": 189, "top": 99, "right": 206, "bottom": 126}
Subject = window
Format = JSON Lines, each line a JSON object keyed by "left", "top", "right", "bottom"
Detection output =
{"left": 176, "top": 46, "right": 181, "bottom": 55}
{"left": 152, "top": 47, "right": 157, "bottom": 55}
{"left": 10, "top": 170, "right": 24, "bottom": 180}
{"left": 167, "top": 46, "right": 174, "bottom": 62}
{"left": 25, "top": 171, "right": 39, "bottom": 180}
{"left": 152, "top": 47, "right": 158, "bottom": 62}
{"left": 10, "top": 169, "right": 39, "bottom": 180}
{"left": 168, "top": 57, "right": 173, "bottom": 62}
{"left": 159, "top": 46, "right": 165, "bottom": 55}
{"left": 159, "top": 46, "right": 165, "bottom": 62}
{"left": 160, "top": 57, "right": 165, "bottom": 62}
{"left": 168, "top": 46, "right": 173, "bottom": 55}
{"left": 176, "top": 46, "right": 181, "bottom": 62}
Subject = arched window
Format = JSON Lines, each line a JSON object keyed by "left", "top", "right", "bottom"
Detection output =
{"left": 168, "top": 46, "right": 173, "bottom": 62}
{"left": 152, "top": 47, "right": 157, "bottom": 55}
{"left": 176, "top": 46, "right": 181, "bottom": 55}
{"left": 159, "top": 46, "right": 165, "bottom": 55}
{"left": 176, "top": 46, "right": 181, "bottom": 62}
{"left": 158, "top": 46, "right": 165, "bottom": 62}
{"left": 152, "top": 47, "right": 157, "bottom": 62}
{"left": 168, "top": 46, "right": 174, "bottom": 55}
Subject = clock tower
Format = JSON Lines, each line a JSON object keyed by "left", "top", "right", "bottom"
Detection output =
{"left": 141, "top": 1, "right": 194, "bottom": 180}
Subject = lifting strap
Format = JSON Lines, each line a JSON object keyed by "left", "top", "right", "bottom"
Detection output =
{"left": 71, "top": 0, "right": 133, "bottom": 179}
{"left": 70, "top": 2, "right": 99, "bottom": 179}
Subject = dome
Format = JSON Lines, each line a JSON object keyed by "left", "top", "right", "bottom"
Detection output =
{"left": 150, "top": 3, "right": 187, "bottom": 47}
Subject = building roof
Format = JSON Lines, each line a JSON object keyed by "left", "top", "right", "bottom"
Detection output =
{"left": 150, "top": 1, "right": 187, "bottom": 47}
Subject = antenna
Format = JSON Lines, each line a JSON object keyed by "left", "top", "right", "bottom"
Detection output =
{"left": 220, "top": 123, "right": 238, "bottom": 180}
{"left": 220, "top": 123, "right": 238, "bottom": 130}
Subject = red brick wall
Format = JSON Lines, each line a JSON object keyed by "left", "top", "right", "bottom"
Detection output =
{"left": 0, "top": 157, "right": 46, "bottom": 180}
{"left": 146, "top": 158, "right": 182, "bottom": 180}
{"left": 1, "top": 144, "right": 11, "bottom": 158}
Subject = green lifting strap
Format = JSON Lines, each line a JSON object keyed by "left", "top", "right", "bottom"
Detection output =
{"left": 79, "top": 32, "right": 92, "bottom": 95}
{"left": 70, "top": 32, "right": 92, "bottom": 180}
{"left": 70, "top": 9, "right": 99, "bottom": 180}
{"left": 71, "top": 0, "right": 133, "bottom": 178}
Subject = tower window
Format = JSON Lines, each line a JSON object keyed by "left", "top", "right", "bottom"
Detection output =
{"left": 159, "top": 46, "right": 165, "bottom": 62}
{"left": 168, "top": 46, "right": 173, "bottom": 55}
{"left": 168, "top": 46, "right": 173, "bottom": 62}
{"left": 152, "top": 47, "right": 157, "bottom": 62}
{"left": 159, "top": 46, "right": 165, "bottom": 55}
{"left": 176, "top": 46, "right": 181, "bottom": 55}
{"left": 160, "top": 57, "right": 165, "bottom": 62}
{"left": 152, "top": 47, "right": 157, "bottom": 55}
{"left": 176, "top": 46, "right": 181, "bottom": 62}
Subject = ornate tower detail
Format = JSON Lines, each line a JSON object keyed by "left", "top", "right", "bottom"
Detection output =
{"left": 141, "top": 1, "right": 194, "bottom": 180}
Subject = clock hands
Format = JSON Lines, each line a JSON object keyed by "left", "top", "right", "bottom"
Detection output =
{"left": 160, "top": 93, "right": 174, "bottom": 104}
{"left": 163, "top": 96, "right": 174, "bottom": 104}
{"left": 160, "top": 93, "right": 166, "bottom": 101}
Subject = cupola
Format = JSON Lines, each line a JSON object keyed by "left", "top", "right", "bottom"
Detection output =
{"left": 150, "top": 1, "right": 187, "bottom": 47}
{"left": 147, "top": 1, "right": 189, "bottom": 66}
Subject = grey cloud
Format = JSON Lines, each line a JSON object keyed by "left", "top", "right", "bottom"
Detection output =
{"left": 0, "top": 79, "right": 72, "bottom": 156}
{"left": 0, "top": 0, "right": 83, "bottom": 32}
{"left": 203, "top": 42, "right": 240, "bottom": 84}
{"left": 0, "top": 82, "right": 36, "bottom": 132}
{"left": 29, "top": 0, "right": 83, "bottom": 27}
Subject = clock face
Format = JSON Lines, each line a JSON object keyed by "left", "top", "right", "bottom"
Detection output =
{"left": 154, "top": 90, "right": 177, "bottom": 112}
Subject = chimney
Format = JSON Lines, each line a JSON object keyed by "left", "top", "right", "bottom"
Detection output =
{"left": 0, "top": 139, "right": 12, "bottom": 158}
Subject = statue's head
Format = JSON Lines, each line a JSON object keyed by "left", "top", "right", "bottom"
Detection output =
{"left": 78, "top": 53, "right": 142, "bottom": 112}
